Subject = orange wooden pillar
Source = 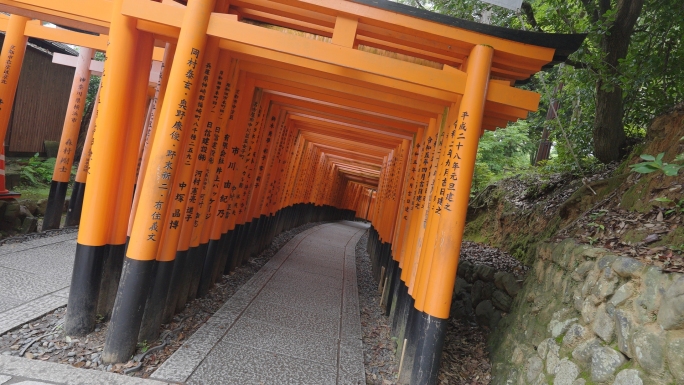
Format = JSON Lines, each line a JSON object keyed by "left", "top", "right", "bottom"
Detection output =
{"left": 187, "top": 53, "right": 239, "bottom": 301}
{"left": 381, "top": 122, "right": 430, "bottom": 322}
{"left": 232, "top": 105, "right": 286, "bottom": 265}
{"left": 97, "top": 32, "right": 156, "bottom": 320}
{"left": 221, "top": 83, "right": 260, "bottom": 267}
{"left": 395, "top": 115, "right": 446, "bottom": 382}
{"left": 410, "top": 45, "right": 494, "bottom": 384}
{"left": 224, "top": 87, "right": 266, "bottom": 270}
{"left": 128, "top": 42, "right": 177, "bottom": 240}
{"left": 64, "top": 0, "right": 143, "bottom": 337}
{"left": 0, "top": 14, "right": 29, "bottom": 198}
{"left": 196, "top": 58, "right": 244, "bottom": 297}
{"left": 158, "top": 43, "right": 231, "bottom": 323}
{"left": 256, "top": 111, "right": 294, "bottom": 242}
{"left": 102, "top": 0, "right": 217, "bottom": 363}
{"left": 230, "top": 93, "right": 273, "bottom": 267}
{"left": 215, "top": 74, "right": 256, "bottom": 275}
{"left": 43, "top": 47, "right": 94, "bottom": 230}
{"left": 65, "top": 81, "right": 102, "bottom": 227}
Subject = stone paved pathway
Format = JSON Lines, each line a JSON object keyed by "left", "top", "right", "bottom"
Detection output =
{"left": 151, "top": 221, "right": 368, "bottom": 385}
{"left": 0, "top": 232, "right": 172, "bottom": 384}
{"left": 0, "top": 221, "right": 367, "bottom": 384}
{"left": 0, "top": 233, "right": 76, "bottom": 335}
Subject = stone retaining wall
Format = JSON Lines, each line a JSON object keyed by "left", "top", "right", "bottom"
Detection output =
{"left": 488, "top": 239, "right": 684, "bottom": 385}
{"left": 452, "top": 261, "right": 524, "bottom": 330}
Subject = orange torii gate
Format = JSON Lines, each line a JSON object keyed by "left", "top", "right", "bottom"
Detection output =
{"left": 0, "top": 0, "right": 583, "bottom": 382}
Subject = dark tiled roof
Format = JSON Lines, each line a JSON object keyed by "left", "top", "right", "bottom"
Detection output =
{"left": 350, "top": 0, "right": 586, "bottom": 63}
{"left": 1, "top": 31, "right": 78, "bottom": 56}
{"left": 28, "top": 37, "right": 79, "bottom": 56}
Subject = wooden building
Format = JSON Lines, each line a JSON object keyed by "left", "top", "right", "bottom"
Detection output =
{"left": 0, "top": 33, "right": 76, "bottom": 155}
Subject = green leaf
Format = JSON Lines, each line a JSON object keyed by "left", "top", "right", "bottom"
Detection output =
{"left": 640, "top": 154, "right": 656, "bottom": 161}
{"left": 662, "top": 164, "right": 682, "bottom": 176}
{"left": 674, "top": 153, "right": 684, "bottom": 163}
{"left": 630, "top": 163, "right": 660, "bottom": 173}
{"left": 653, "top": 196, "right": 674, "bottom": 203}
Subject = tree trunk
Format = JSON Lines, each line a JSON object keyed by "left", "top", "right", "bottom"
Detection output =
{"left": 592, "top": 0, "right": 645, "bottom": 163}
{"left": 593, "top": 81, "right": 625, "bottom": 162}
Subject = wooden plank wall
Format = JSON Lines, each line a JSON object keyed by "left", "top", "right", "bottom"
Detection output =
{"left": 2, "top": 36, "right": 75, "bottom": 154}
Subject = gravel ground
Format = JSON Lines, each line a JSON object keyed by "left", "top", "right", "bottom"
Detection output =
{"left": 356, "top": 231, "right": 399, "bottom": 385}
{"left": 355, "top": 233, "right": 495, "bottom": 385}
{"left": 0, "top": 225, "right": 78, "bottom": 246}
{"left": 460, "top": 241, "right": 529, "bottom": 277}
{"left": 0, "top": 221, "right": 324, "bottom": 378}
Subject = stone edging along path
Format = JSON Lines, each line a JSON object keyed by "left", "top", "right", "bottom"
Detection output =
{"left": 151, "top": 221, "right": 368, "bottom": 384}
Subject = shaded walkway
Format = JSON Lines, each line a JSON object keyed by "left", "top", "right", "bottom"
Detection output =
{"left": 152, "top": 221, "right": 369, "bottom": 385}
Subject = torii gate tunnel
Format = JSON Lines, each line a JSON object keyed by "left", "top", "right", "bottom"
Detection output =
{"left": 0, "top": 0, "right": 583, "bottom": 383}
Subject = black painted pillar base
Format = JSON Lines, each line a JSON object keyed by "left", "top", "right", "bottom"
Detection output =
{"left": 65, "top": 181, "right": 85, "bottom": 227}
{"left": 42, "top": 180, "right": 69, "bottom": 231}
{"left": 161, "top": 252, "right": 183, "bottom": 323}
{"left": 242, "top": 219, "right": 257, "bottom": 262}
{"left": 245, "top": 216, "right": 261, "bottom": 259}
{"left": 223, "top": 228, "right": 238, "bottom": 275}
{"left": 232, "top": 222, "right": 250, "bottom": 268}
{"left": 187, "top": 242, "right": 208, "bottom": 302}
{"left": 173, "top": 249, "right": 192, "bottom": 313}
{"left": 102, "top": 258, "right": 155, "bottom": 363}
{"left": 215, "top": 231, "right": 232, "bottom": 280}
{"left": 97, "top": 244, "right": 126, "bottom": 320}
{"left": 139, "top": 259, "right": 173, "bottom": 342}
{"left": 390, "top": 280, "right": 409, "bottom": 339}
{"left": 393, "top": 287, "right": 414, "bottom": 361}
{"left": 382, "top": 259, "right": 398, "bottom": 315}
{"left": 410, "top": 311, "right": 448, "bottom": 385}
{"left": 197, "top": 238, "right": 221, "bottom": 298}
{"left": 227, "top": 224, "right": 244, "bottom": 273}
{"left": 398, "top": 304, "right": 419, "bottom": 384}
{"left": 64, "top": 244, "right": 106, "bottom": 336}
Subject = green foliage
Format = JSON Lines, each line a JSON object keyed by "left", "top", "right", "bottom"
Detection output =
{"left": 629, "top": 151, "right": 684, "bottom": 176}
{"left": 137, "top": 340, "right": 149, "bottom": 353}
{"left": 472, "top": 120, "right": 536, "bottom": 190}
{"left": 85, "top": 74, "right": 101, "bottom": 112}
{"left": 398, "top": 0, "right": 684, "bottom": 166}
{"left": 20, "top": 154, "right": 56, "bottom": 186}
{"left": 652, "top": 197, "right": 684, "bottom": 216}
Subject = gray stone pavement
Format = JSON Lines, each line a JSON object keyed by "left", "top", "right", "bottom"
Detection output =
{"left": 151, "top": 221, "right": 369, "bottom": 385}
{"left": 0, "top": 233, "right": 77, "bottom": 335}
{"left": 0, "top": 221, "right": 368, "bottom": 384}
{"left": 0, "top": 354, "right": 171, "bottom": 385}
{"left": 0, "top": 232, "right": 173, "bottom": 384}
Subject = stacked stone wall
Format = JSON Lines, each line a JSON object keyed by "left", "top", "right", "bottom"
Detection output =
{"left": 485, "top": 239, "right": 684, "bottom": 385}
{"left": 452, "top": 261, "right": 524, "bottom": 330}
